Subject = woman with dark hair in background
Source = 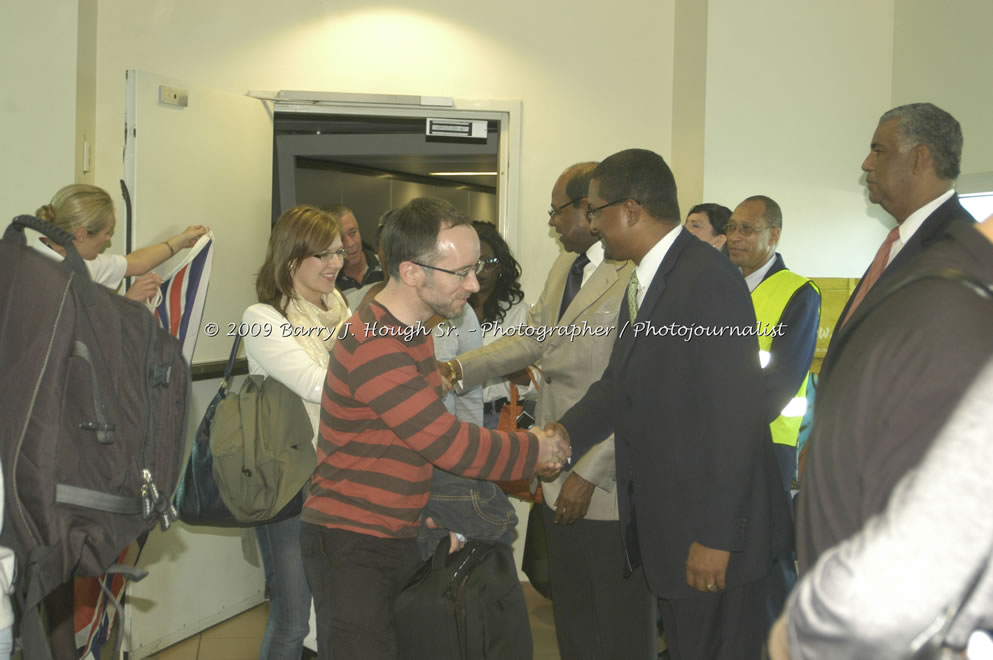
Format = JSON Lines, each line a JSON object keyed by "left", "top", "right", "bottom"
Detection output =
{"left": 469, "top": 220, "right": 535, "bottom": 428}
{"left": 684, "top": 202, "right": 732, "bottom": 253}
{"left": 242, "top": 205, "right": 350, "bottom": 659}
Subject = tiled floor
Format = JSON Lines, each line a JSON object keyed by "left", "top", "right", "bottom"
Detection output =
{"left": 146, "top": 582, "right": 560, "bottom": 660}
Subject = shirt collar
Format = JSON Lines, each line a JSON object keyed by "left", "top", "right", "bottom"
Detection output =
{"left": 898, "top": 189, "right": 955, "bottom": 247}
{"left": 584, "top": 240, "right": 605, "bottom": 269}
{"left": 743, "top": 252, "right": 778, "bottom": 292}
{"left": 633, "top": 225, "right": 682, "bottom": 303}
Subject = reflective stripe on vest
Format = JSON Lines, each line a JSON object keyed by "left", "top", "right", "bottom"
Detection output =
{"left": 752, "top": 269, "right": 816, "bottom": 447}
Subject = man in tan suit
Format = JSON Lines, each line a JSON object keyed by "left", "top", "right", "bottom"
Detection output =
{"left": 442, "top": 163, "right": 657, "bottom": 659}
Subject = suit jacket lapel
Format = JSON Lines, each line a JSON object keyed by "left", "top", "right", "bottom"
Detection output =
{"left": 557, "top": 259, "right": 621, "bottom": 327}
{"left": 882, "top": 194, "right": 961, "bottom": 283}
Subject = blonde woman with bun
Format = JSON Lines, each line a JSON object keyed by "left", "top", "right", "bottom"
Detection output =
{"left": 34, "top": 184, "right": 207, "bottom": 302}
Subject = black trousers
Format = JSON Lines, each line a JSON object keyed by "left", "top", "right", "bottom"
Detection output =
{"left": 540, "top": 504, "right": 658, "bottom": 660}
{"left": 300, "top": 523, "right": 422, "bottom": 660}
{"left": 659, "top": 569, "right": 784, "bottom": 660}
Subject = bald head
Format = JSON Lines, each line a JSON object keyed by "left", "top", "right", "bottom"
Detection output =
{"left": 549, "top": 162, "right": 599, "bottom": 254}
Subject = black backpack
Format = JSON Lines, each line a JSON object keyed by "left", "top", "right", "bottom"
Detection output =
{"left": 394, "top": 538, "right": 533, "bottom": 660}
{"left": 0, "top": 215, "right": 189, "bottom": 659}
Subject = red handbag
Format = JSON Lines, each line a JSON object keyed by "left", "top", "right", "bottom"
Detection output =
{"left": 496, "top": 368, "right": 542, "bottom": 503}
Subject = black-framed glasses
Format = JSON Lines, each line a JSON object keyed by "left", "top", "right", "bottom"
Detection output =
{"left": 586, "top": 198, "right": 638, "bottom": 222}
{"left": 548, "top": 198, "right": 586, "bottom": 219}
{"left": 479, "top": 256, "right": 500, "bottom": 270}
{"left": 725, "top": 223, "right": 771, "bottom": 237}
{"left": 412, "top": 259, "right": 485, "bottom": 279}
{"left": 313, "top": 247, "right": 347, "bottom": 262}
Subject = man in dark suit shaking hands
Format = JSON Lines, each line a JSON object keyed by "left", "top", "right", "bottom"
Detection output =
{"left": 550, "top": 149, "right": 791, "bottom": 659}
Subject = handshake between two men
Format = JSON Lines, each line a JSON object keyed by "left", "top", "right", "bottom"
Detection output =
{"left": 437, "top": 359, "right": 570, "bottom": 479}
{"left": 535, "top": 422, "right": 571, "bottom": 479}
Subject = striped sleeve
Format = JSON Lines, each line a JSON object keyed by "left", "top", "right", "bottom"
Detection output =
{"left": 350, "top": 334, "right": 538, "bottom": 481}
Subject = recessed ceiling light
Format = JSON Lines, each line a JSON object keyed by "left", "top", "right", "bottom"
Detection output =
{"left": 428, "top": 171, "right": 498, "bottom": 176}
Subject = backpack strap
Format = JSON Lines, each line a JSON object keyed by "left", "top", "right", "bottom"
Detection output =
{"left": 4, "top": 215, "right": 90, "bottom": 280}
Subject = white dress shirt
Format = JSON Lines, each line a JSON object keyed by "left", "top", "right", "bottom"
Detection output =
{"left": 888, "top": 189, "right": 956, "bottom": 266}
{"left": 631, "top": 225, "right": 683, "bottom": 308}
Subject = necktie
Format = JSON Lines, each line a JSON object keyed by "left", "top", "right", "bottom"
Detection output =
{"left": 558, "top": 253, "right": 591, "bottom": 320}
{"left": 627, "top": 270, "right": 640, "bottom": 321}
{"left": 840, "top": 226, "right": 900, "bottom": 327}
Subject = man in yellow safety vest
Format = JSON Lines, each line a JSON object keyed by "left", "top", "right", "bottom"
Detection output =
{"left": 727, "top": 195, "right": 820, "bottom": 494}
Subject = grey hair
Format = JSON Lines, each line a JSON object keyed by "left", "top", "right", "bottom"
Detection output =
{"left": 880, "top": 103, "right": 962, "bottom": 180}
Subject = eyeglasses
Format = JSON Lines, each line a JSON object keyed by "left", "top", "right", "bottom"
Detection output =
{"left": 548, "top": 198, "right": 585, "bottom": 219}
{"left": 313, "top": 248, "right": 347, "bottom": 262}
{"left": 479, "top": 256, "right": 500, "bottom": 270}
{"left": 725, "top": 223, "right": 771, "bottom": 237}
{"left": 586, "top": 198, "right": 638, "bottom": 222}
{"left": 412, "top": 260, "right": 485, "bottom": 279}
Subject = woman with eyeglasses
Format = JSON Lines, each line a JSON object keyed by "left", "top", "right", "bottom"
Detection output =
{"left": 469, "top": 220, "right": 537, "bottom": 428}
{"left": 242, "top": 205, "right": 350, "bottom": 659}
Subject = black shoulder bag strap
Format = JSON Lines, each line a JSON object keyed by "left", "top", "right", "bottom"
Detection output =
{"left": 822, "top": 268, "right": 993, "bottom": 383}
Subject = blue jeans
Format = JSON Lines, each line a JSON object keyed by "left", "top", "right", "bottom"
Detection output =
{"left": 418, "top": 469, "right": 517, "bottom": 559}
{"left": 256, "top": 513, "right": 311, "bottom": 660}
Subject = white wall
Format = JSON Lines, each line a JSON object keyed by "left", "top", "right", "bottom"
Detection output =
{"left": 88, "top": 0, "right": 676, "bottom": 301}
{"left": 702, "top": 0, "right": 896, "bottom": 277}
{"left": 892, "top": 0, "right": 993, "bottom": 189}
{"left": 0, "top": 0, "right": 78, "bottom": 222}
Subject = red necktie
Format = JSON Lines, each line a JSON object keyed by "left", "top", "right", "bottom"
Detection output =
{"left": 840, "top": 227, "right": 900, "bottom": 327}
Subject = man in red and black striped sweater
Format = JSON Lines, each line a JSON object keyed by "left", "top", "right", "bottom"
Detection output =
{"left": 300, "top": 198, "right": 569, "bottom": 659}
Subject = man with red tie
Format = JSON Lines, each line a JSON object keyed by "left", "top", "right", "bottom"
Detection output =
{"left": 798, "top": 103, "right": 976, "bottom": 477}
{"left": 797, "top": 104, "right": 993, "bottom": 577}
{"left": 829, "top": 103, "right": 974, "bottom": 343}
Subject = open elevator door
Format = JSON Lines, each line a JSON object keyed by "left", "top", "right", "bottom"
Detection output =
{"left": 120, "top": 69, "right": 273, "bottom": 658}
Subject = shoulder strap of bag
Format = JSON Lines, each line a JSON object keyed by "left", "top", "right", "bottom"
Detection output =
{"left": 222, "top": 334, "right": 243, "bottom": 391}
{"left": 824, "top": 268, "right": 993, "bottom": 383}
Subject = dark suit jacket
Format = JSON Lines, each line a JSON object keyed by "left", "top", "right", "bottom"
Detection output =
{"left": 798, "top": 222, "right": 993, "bottom": 573}
{"left": 826, "top": 193, "right": 975, "bottom": 359}
{"left": 559, "top": 228, "right": 791, "bottom": 599}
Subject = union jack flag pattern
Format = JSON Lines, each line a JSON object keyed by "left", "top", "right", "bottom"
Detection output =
{"left": 155, "top": 231, "right": 215, "bottom": 363}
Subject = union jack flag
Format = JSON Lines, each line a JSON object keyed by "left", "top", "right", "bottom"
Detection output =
{"left": 155, "top": 231, "right": 215, "bottom": 363}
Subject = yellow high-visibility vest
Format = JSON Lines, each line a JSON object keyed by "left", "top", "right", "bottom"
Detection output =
{"left": 752, "top": 270, "right": 817, "bottom": 447}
